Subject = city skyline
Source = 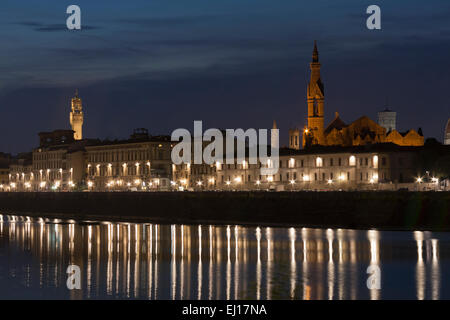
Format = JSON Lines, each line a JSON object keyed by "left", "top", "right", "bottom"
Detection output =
{"left": 0, "top": 0, "right": 449, "bottom": 154}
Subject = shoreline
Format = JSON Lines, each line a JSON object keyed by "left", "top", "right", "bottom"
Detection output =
{"left": 0, "top": 191, "right": 449, "bottom": 232}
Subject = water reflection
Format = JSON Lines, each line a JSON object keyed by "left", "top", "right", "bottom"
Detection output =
{"left": 0, "top": 214, "right": 449, "bottom": 300}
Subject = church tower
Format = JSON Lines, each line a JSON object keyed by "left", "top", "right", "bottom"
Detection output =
{"left": 69, "top": 90, "right": 84, "bottom": 140}
{"left": 304, "top": 41, "right": 325, "bottom": 147}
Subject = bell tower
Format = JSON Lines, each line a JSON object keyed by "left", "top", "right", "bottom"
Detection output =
{"left": 304, "top": 41, "right": 325, "bottom": 147}
{"left": 70, "top": 89, "right": 84, "bottom": 140}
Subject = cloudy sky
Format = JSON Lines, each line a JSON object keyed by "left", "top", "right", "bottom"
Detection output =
{"left": 0, "top": 0, "right": 449, "bottom": 153}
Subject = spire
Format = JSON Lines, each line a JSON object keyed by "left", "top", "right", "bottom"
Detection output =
{"left": 74, "top": 89, "right": 79, "bottom": 98}
{"left": 272, "top": 120, "right": 277, "bottom": 129}
{"left": 312, "top": 40, "right": 319, "bottom": 62}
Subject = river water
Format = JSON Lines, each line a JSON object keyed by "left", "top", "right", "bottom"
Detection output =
{"left": 0, "top": 214, "right": 449, "bottom": 299}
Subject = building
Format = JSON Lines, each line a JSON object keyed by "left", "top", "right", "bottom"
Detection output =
{"left": 31, "top": 130, "right": 89, "bottom": 191}
{"left": 85, "top": 129, "right": 173, "bottom": 191}
{"left": 172, "top": 134, "right": 427, "bottom": 191}
{"left": 0, "top": 152, "right": 12, "bottom": 190}
{"left": 445, "top": 119, "right": 450, "bottom": 145}
{"left": 8, "top": 153, "right": 33, "bottom": 191}
{"left": 295, "top": 42, "right": 424, "bottom": 149}
{"left": 70, "top": 90, "right": 84, "bottom": 140}
{"left": 377, "top": 108, "right": 397, "bottom": 132}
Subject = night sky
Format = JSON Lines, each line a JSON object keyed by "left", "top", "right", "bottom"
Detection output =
{"left": 0, "top": 0, "right": 449, "bottom": 154}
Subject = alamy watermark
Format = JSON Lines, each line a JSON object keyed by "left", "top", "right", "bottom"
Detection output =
{"left": 171, "top": 121, "right": 280, "bottom": 175}
{"left": 66, "top": 264, "right": 81, "bottom": 290}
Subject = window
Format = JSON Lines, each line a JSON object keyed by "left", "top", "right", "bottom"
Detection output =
{"left": 316, "top": 157, "right": 323, "bottom": 167}
{"left": 330, "top": 158, "right": 333, "bottom": 166}
{"left": 339, "top": 158, "right": 342, "bottom": 166}
{"left": 381, "top": 157, "right": 387, "bottom": 166}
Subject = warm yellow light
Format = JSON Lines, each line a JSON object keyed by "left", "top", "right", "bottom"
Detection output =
{"left": 349, "top": 155, "right": 356, "bottom": 166}
{"left": 180, "top": 179, "right": 187, "bottom": 185}
{"left": 416, "top": 177, "right": 423, "bottom": 183}
{"left": 327, "top": 179, "right": 333, "bottom": 184}
{"left": 208, "top": 178, "right": 215, "bottom": 184}
{"left": 226, "top": 181, "right": 231, "bottom": 185}
{"left": 40, "top": 181, "right": 46, "bottom": 188}
{"left": 255, "top": 180, "right": 261, "bottom": 185}
{"left": 267, "top": 176, "right": 273, "bottom": 182}
{"left": 338, "top": 174, "right": 345, "bottom": 181}
{"left": 304, "top": 128, "right": 309, "bottom": 134}
{"left": 290, "top": 180, "right": 295, "bottom": 185}
{"left": 197, "top": 181, "right": 202, "bottom": 186}
{"left": 87, "top": 181, "right": 93, "bottom": 187}
{"left": 303, "top": 175, "right": 310, "bottom": 182}
{"left": 432, "top": 177, "right": 439, "bottom": 183}
{"left": 369, "top": 178, "right": 375, "bottom": 184}
{"left": 234, "top": 176, "right": 242, "bottom": 183}
{"left": 316, "top": 157, "right": 323, "bottom": 167}
{"left": 134, "top": 179, "right": 141, "bottom": 185}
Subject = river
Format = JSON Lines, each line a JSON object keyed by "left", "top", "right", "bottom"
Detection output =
{"left": 0, "top": 214, "right": 449, "bottom": 299}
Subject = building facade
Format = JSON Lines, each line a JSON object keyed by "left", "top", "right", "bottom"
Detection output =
{"left": 178, "top": 144, "right": 426, "bottom": 191}
{"left": 85, "top": 131, "right": 173, "bottom": 191}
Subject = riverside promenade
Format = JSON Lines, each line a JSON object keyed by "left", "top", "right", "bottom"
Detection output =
{"left": 0, "top": 191, "right": 449, "bottom": 231}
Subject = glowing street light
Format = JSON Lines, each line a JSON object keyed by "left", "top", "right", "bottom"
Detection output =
{"left": 416, "top": 177, "right": 423, "bottom": 183}
{"left": 290, "top": 180, "right": 295, "bottom": 185}
{"left": 327, "top": 179, "right": 333, "bottom": 184}
{"left": 255, "top": 180, "right": 261, "bottom": 186}
{"left": 197, "top": 181, "right": 203, "bottom": 186}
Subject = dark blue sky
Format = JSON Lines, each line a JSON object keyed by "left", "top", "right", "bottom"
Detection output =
{"left": 0, "top": 0, "right": 449, "bottom": 153}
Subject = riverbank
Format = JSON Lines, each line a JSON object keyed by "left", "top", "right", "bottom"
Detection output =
{"left": 0, "top": 191, "right": 449, "bottom": 231}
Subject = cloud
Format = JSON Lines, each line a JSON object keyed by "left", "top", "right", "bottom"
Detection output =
{"left": 115, "top": 14, "right": 226, "bottom": 28}
{"left": 16, "top": 21, "right": 100, "bottom": 32}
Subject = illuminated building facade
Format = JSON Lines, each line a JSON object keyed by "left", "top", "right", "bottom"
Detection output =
{"left": 85, "top": 129, "right": 172, "bottom": 191}
{"left": 181, "top": 144, "right": 422, "bottom": 191}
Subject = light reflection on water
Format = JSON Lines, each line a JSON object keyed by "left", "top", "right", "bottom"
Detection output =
{"left": 0, "top": 214, "right": 449, "bottom": 300}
